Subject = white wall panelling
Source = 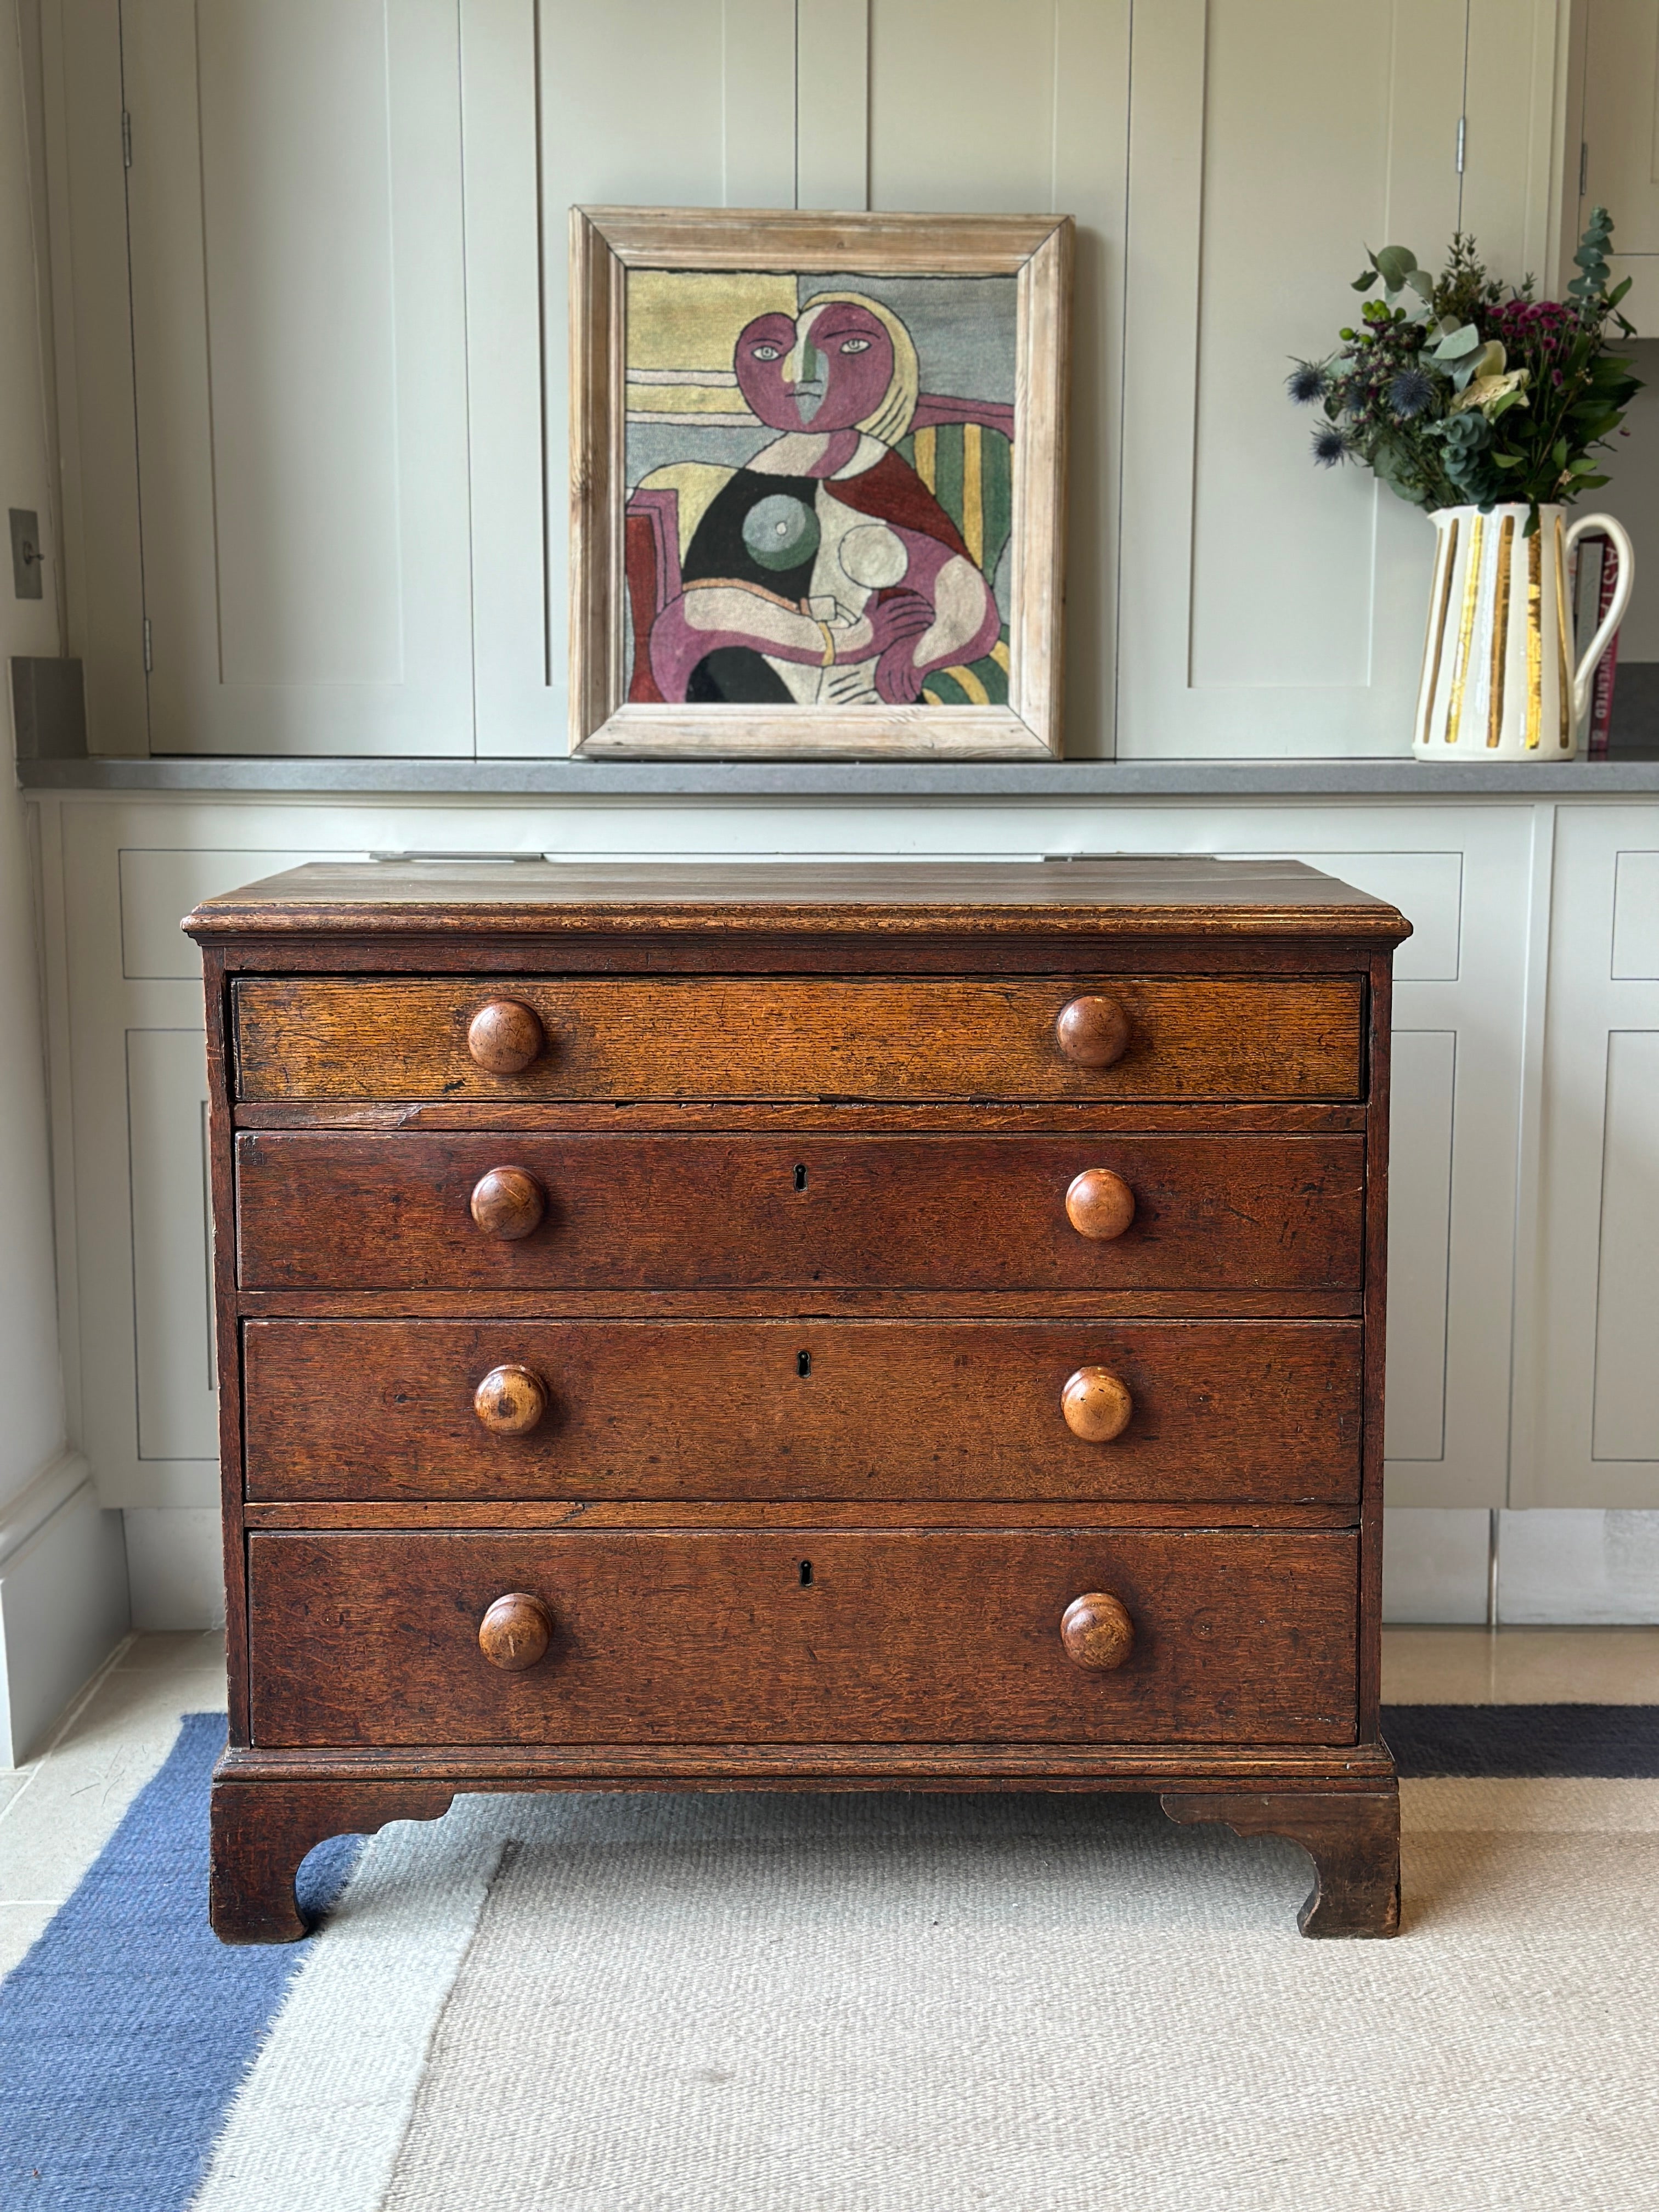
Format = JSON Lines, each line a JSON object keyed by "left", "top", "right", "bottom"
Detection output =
{"left": 797, "top": 0, "right": 869, "bottom": 212}
{"left": 38, "top": 0, "right": 148, "bottom": 752}
{"left": 0, "top": 1458, "right": 130, "bottom": 1765}
{"left": 1116, "top": 0, "right": 1572, "bottom": 759}
{"left": 1381, "top": 1506, "right": 1493, "bottom": 1625}
{"left": 1525, "top": 807, "right": 1659, "bottom": 1506}
{"left": 117, "top": 0, "right": 475, "bottom": 754}
{"left": 1212, "top": 825, "right": 1534, "bottom": 1506}
{"left": 1574, "top": 0, "right": 1659, "bottom": 331}
{"left": 44, "top": 0, "right": 1592, "bottom": 761}
{"left": 46, "top": 814, "right": 369, "bottom": 1506}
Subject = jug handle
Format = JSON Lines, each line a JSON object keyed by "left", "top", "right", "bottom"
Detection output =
{"left": 1564, "top": 512, "right": 1635, "bottom": 732}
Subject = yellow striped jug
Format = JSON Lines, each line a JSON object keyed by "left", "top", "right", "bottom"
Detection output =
{"left": 1413, "top": 501, "right": 1633, "bottom": 760}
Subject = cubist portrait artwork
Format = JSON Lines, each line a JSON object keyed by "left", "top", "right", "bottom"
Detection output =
{"left": 623, "top": 271, "right": 1017, "bottom": 712}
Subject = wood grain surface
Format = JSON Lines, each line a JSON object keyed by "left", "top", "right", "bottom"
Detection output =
{"left": 241, "top": 1317, "right": 1363, "bottom": 1504}
{"left": 232, "top": 1099, "right": 1372, "bottom": 1137}
{"left": 233, "top": 1132, "right": 1365, "bottom": 1292}
{"left": 230, "top": 974, "right": 1363, "bottom": 1103}
{"left": 246, "top": 1527, "right": 1358, "bottom": 1747}
{"left": 1161, "top": 1788, "right": 1401, "bottom": 1937}
{"left": 183, "top": 856, "right": 1412, "bottom": 941}
{"left": 195, "top": 860, "right": 1401, "bottom": 1945}
{"left": 241, "top": 1500, "right": 1361, "bottom": 1532}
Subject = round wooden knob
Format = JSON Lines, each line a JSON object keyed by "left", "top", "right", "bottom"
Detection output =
{"left": 478, "top": 1592, "right": 553, "bottom": 1672}
{"left": 1060, "top": 1591, "right": 1135, "bottom": 1671}
{"left": 473, "top": 1363, "right": 548, "bottom": 1437}
{"left": 1056, "top": 994, "right": 1130, "bottom": 1069}
{"left": 467, "top": 998, "right": 544, "bottom": 1075}
{"left": 1060, "top": 1366, "right": 1133, "bottom": 1442}
{"left": 469, "top": 1166, "right": 545, "bottom": 1241}
{"left": 1064, "top": 1167, "right": 1136, "bottom": 1241}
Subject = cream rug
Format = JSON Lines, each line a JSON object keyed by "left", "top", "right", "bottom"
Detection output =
{"left": 189, "top": 1780, "right": 1659, "bottom": 2211}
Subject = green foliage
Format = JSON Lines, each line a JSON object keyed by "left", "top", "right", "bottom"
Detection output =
{"left": 1290, "top": 211, "right": 1642, "bottom": 515}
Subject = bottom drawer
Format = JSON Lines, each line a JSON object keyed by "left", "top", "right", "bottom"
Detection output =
{"left": 246, "top": 1528, "right": 1357, "bottom": 1748}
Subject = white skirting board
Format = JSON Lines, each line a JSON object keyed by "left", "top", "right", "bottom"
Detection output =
{"left": 114, "top": 1504, "right": 1659, "bottom": 1638}
{"left": 0, "top": 1455, "right": 130, "bottom": 1767}
{"left": 1385, "top": 1508, "right": 1659, "bottom": 1626}
{"left": 123, "top": 1508, "right": 226, "bottom": 1632}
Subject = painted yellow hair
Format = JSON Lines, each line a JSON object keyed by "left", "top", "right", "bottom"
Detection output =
{"left": 798, "top": 291, "right": 919, "bottom": 447}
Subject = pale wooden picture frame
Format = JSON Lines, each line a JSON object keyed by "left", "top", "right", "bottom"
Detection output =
{"left": 569, "top": 207, "right": 1073, "bottom": 759}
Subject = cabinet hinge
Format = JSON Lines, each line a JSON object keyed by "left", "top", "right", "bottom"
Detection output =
{"left": 1455, "top": 115, "right": 1466, "bottom": 175}
{"left": 142, "top": 616, "right": 152, "bottom": 673}
{"left": 1579, "top": 140, "right": 1589, "bottom": 198}
{"left": 121, "top": 108, "right": 132, "bottom": 168}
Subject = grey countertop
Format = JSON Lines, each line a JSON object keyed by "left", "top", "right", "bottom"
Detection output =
{"left": 16, "top": 753, "right": 1659, "bottom": 798}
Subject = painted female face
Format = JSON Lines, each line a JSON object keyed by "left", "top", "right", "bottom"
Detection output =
{"left": 733, "top": 302, "right": 895, "bottom": 432}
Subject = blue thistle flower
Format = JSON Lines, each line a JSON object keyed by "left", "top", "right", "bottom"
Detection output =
{"left": 1388, "top": 366, "right": 1436, "bottom": 419}
{"left": 1286, "top": 359, "right": 1328, "bottom": 405}
{"left": 1311, "top": 424, "right": 1350, "bottom": 467}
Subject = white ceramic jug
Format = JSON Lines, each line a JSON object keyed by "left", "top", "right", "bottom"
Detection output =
{"left": 1413, "top": 502, "right": 1633, "bottom": 760}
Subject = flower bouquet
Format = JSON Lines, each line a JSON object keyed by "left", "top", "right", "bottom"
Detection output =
{"left": 1289, "top": 211, "right": 1642, "bottom": 757}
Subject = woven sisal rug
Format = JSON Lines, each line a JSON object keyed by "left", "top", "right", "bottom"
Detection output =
{"left": 4, "top": 1709, "right": 1658, "bottom": 2210}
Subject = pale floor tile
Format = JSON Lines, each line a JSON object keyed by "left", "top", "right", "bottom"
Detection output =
{"left": 1383, "top": 1626, "right": 1659, "bottom": 1704}
{"left": 0, "top": 1633, "right": 227, "bottom": 1934}
{"left": 114, "top": 1628, "right": 226, "bottom": 1672}
{"left": 0, "top": 1899, "right": 55, "bottom": 1979}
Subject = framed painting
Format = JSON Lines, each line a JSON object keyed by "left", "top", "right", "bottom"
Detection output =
{"left": 569, "top": 207, "right": 1073, "bottom": 759}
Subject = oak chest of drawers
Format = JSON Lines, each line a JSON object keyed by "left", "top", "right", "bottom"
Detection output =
{"left": 185, "top": 857, "right": 1410, "bottom": 1942}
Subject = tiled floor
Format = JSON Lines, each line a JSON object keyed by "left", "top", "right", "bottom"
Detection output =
{"left": 2, "top": 1624, "right": 1657, "bottom": 1982}
{"left": 0, "top": 1629, "right": 227, "bottom": 1977}
{"left": 1380, "top": 1627, "right": 1659, "bottom": 1705}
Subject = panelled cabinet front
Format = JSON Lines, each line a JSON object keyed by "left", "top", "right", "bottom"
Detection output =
{"left": 188, "top": 859, "right": 1409, "bottom": 1940}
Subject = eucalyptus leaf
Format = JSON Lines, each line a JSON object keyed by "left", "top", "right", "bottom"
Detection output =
{"left": 1433, "top": 323, "right": 1482, "bottom": 360}
{"left": 1351, "top": 270, "right": 1378, "bottom": 291}
{"left": 1373, "top": 246, "right": 1418, "bottom": 288}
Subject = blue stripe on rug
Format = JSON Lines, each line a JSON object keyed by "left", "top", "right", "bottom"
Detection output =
{"left": 1383, "top": 1704, "right": 1659, "bottom": 1777}
{"left": 0, "top": 1713, "right": 357, "bottom": 2212}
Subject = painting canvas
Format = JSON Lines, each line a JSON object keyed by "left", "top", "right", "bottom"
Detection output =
{"left": 570, "top": 210, "right": 1072, "bottom": 758}
{"left": 624, "top": 271, "right": 1017, "bottom": 714}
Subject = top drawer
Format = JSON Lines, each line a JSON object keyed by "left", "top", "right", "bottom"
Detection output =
{"left": 232, "top": 975, "right": 1363, "bottom": 1103}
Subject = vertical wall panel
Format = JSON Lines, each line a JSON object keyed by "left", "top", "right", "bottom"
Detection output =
{"left": 127, "top": 1029, "right": 217, "bottom": 1461}
{"left": 1526, "top": 810, "right": 1659, "bottom": 1506}
{"left": 1592, "top": 1030, "right": 1659, "bottom": 1460}
{"left": 462, "top": 0, "right": 549, "bottom": 751}
{"left": 868, "top": 0, "right": 1056, "bottom": 210}
{"left": 1611, "top": 850, "right": 1659, "bottom": 977}
{"left": 1462, "top": 0, "right": 1569, "bottom": 287}
{"left": 867, "top": 0, "right": 1130, "bottom": 756}
{"left": 1118, "top": 0, "right": 1470, "bottom": 757}
{"left": 123, "top": 0, "right": 475, "bottom": 753}
{"left": 1051, "top": 1, "right": 1131, "bottom": 758}
{"left": 1381, "top": 1031, "right": 1457, "bottom": 1462}
{"left": 1217, "top": 822, "right": 1530, "bottom": 1510}
{"left": 722, "top": 0, "right": 797, "bottom": 206}
{"left": 40, "top": 0, "right": 148, "bottom": 752}
{"left": 797, "top": 0, "right": 868, "bottom": 211}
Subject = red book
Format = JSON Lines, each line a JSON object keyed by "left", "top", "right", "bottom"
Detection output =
{"left": 1581, "top": 532, "right": 1621, "bottom": 759}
